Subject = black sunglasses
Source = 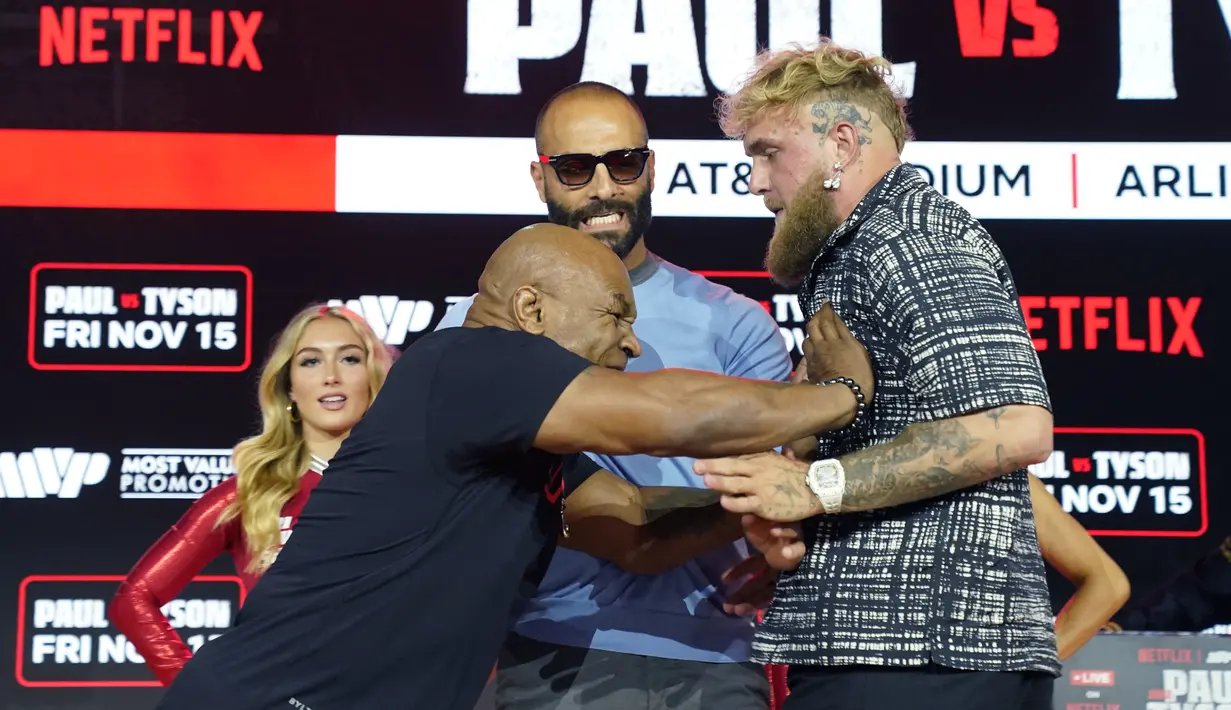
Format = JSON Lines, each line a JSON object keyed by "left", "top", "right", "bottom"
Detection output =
{"left": 538, "top": 148, "right": 651, "bottom": 187}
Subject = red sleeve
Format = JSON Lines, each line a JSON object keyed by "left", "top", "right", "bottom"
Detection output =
{"left": 107, "top": 479, "right": 239, "bottom": 686}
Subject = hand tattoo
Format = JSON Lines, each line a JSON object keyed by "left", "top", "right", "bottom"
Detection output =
{"left": 811, "top": 100, "right": 873, "bottom": 145}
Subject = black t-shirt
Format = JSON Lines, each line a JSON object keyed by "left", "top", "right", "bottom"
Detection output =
{"left": 156, "top": 327, "right": 600, "bottom": 710}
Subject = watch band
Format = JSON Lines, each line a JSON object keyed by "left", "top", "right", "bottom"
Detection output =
{"left": 805, "top": 458, "right": 846, "bottom": 515}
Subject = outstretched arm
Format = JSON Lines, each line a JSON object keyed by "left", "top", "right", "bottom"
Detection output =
{"left": 1029, "top": 473, "right": 1130, "bottom": 659}
{"left": 561, "top": 466, "right": 804, "bottom": 575}
{"left": 560, "top": 471, "right": 742, "bottom": 575}
{"left": 535, "top": 366, "right": 857, "bottom": 459}
{"left": 535, "top": 304, "right": 869, "bottom": 459}
{"left": 834, "top": 404, "right": 1052, "bottom": 512}
{"left": 697, "top": 404, "right": 1052, "bottom": 522}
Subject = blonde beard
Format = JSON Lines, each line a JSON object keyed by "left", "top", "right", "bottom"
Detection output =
{"left": 764, "top": 169, "right": 843, "bottom": 287}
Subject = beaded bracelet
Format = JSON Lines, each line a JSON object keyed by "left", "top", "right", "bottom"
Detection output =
{"left": 816, "top": 376, "right": 867, "bottom": 432}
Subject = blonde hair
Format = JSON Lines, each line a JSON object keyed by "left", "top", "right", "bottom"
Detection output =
{"left": 218, "top": 304, "right": 393, "bottom": 573}
{"left": 717, "top": 37, "right": 911, "bottom": 152}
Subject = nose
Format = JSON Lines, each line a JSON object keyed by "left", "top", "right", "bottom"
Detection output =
{"left": 749, "top": 160, "right": 771, "bottom": 196}
{"left": 586, "top": 164, "right": 620, "bottom": 201}
{"left": 322, "top": 362, "right": 340, "bottom": 385}
{"left": 621, "top": 332, "right": 642, "bottom": 360}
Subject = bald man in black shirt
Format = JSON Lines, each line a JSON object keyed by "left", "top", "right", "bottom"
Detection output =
{"left": 155, "top": 223, "right": 875, "bottom": 710}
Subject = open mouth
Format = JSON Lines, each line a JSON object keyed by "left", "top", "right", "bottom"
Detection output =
{"left": 581, "top": 211, "right": 625, "bottom": 230}
{"left": 318, "top": 395, "right": 347, "bottom": 412}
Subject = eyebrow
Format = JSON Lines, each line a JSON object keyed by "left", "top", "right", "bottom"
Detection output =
{"left": 608, "top": 293, "right": 634, "bottom": 318}
{"left": 294, "top": 343, "right": 364, "bottom": 357}
{"left": 745, "top": 138, "right": 776, "bottom": 157}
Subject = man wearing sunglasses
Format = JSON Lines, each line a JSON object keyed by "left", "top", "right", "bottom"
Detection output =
{"left": 436, "top": 82, "right": 791, "bottom": 710}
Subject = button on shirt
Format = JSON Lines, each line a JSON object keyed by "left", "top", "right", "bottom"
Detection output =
{"left": 756, "top": 163, "right": 1061, "bottom": 677}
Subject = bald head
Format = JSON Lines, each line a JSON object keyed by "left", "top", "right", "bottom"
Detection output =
{"left": 466, "top": 223, "right": 641, "bottom": 370}
{"left": 477, "top": 223, "right": 628, "bottom": 303}
{"left": 534, "top": 82, "right": 647, "bottom": 155}
{"left": 531, "top": 83, "right": 655, "bottom": 265}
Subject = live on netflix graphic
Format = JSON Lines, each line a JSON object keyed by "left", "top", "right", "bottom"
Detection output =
{"left": 28, "top": 263, "right": 253, "bottom": 372}
{"left": 15, "top": 575, "right": 244, "bottom": 687}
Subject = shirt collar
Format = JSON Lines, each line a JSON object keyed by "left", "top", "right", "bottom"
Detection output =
{"left": 308, "top": 454, "right": 329, "bottom": 474}
{"left": 798, "top": 162, "right": 927, "bottom": 318}
{"left": 627, "top": 251, "right": 661, "bottom": 286}
{"left": 823, "top": 162, "right": 925, "bottom": 253}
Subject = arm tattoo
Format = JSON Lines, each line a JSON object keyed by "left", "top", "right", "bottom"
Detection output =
{"left": 838, "top": 408, "right": 1009, "bottom": 512}
{"left": 640, "top": 488, "right": 731, "bottom": 540}
{"left": 811, "top": 100, "right": 873, "bottom": 145}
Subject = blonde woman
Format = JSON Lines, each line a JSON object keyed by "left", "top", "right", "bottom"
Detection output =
{"left": 109, "top": 304, "right": 394, "bottom": 686}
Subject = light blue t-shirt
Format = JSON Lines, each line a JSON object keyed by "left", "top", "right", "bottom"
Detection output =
{"left": 433, "top": 253, "right": 792, "bottom": 663}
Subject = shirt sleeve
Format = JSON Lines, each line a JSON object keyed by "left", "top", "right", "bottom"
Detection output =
{"left": 428, "top": 328, "right": 595, "bottom": 460}
{"left": 869, "top": 228, "right": 1051, "bottom": 421}
{"left": 107, "top": 480, "right": 238, "bottom": 686}
{"left": 564, "top": 453, "right": 603, "bottom": 492}
{"left": 722, "top": 296, "right": 794, "bottom": 383}
{"left": 433, "top": 294, "right": 476, "bottom": 331}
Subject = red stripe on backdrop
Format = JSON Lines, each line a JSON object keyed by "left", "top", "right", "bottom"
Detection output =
{"left": 0, "top": 130, "right": 336, "bottom": 212}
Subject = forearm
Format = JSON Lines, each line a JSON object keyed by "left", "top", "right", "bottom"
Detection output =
{"left": 640, "top": 370, "right": 856, "bottom": 458}
{"left": 834, "top": 405, "right": 1052, "bottom": 513}
{"left": 1055, "top": 575, "right": 1131, "bottom": 660}
{"left": 561, "top": 484, "right": 744, "bottom": 575}
{"left": 108, "top": 582, "right": 192, "bottom": 686}
{"left": 633, "top": 487, "right": 745, "bottom": 573}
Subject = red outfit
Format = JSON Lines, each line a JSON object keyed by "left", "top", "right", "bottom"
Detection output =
{"left": 768, "top": 663, "right": 788, "bottom": 709}
{"left": 108, "top": 466, "right": 323, "bottom": 686}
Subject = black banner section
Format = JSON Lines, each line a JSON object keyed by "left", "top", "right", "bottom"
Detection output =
{"left": 15, "top": 576, "right": 243, "bottom": 687}
{"left": 28, "top": 263, "right": 253, "bottom": 372}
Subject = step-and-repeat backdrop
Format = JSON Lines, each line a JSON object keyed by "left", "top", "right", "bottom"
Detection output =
{"left": 0, "top": 1, "right": 1227, "bottom": 708}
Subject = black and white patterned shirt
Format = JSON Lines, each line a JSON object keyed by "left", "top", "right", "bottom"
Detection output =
{"left": 755, "top": 164, "right": 1061, "bottom": 676}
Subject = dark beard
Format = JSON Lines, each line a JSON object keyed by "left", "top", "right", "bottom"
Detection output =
{"left": 546, "top": 189, "right": 652, "bottom": 260}
{"left": 764, "top": 169, "right": 843, "bottom": 287}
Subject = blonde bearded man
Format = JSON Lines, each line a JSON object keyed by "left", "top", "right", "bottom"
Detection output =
{"left": 697, "top": 39, "right": 1062, "bottom": 709}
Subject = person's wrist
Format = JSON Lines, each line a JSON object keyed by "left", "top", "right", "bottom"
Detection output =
{"left": 816, "top": 376, "right": 864, "bottom": 430}
{"left": 796, "top": 459, "right": 827, "bottom": 517}
{"left": 803, "top": 458, "right": 846, "bottom": 516}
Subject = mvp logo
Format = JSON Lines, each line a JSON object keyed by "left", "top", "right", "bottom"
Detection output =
{"left": 39, "top": 7, "right": 263, "bottom": 70}
{"left": 327, "top": 296, "right": 435, "bottom": 346}
{"left": 0, "top": 448, "right": 109, "bottom": 498}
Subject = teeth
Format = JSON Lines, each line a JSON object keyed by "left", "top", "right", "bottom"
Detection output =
{"left": 586, "top": 213, "right": 621, "bottom": 225}
{"left": 321, "top": 396, "right": 345, "bottom": 403}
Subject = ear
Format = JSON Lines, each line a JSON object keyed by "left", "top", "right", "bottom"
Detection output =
{"left": 646, "top": 150, "right": 656, "bottom": 192}
{"left": 829, "top": 122, "right": 863, "bottom": 171}
{"left": 511, "top": 286, "right": 548, "bottom": 335}
{"left": 530, "top": 161, "right": 548, "bottom": 204}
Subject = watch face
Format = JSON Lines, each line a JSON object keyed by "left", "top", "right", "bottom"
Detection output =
{"left": 812, "top": 460, "right": 837, "bottom": 478}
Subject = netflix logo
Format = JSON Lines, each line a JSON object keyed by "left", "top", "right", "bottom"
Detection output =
{"left": 1020, "top": 296, "right": 1202, "bottom": 357}
{"left": 1071, "top": 670, "right": 1116, "bottom": 687}
{"left": 38, "top": 6, "right": 263, "bottom": 70}
{"left": 1138, "top": 648, "right": 1200, "bottom": 664}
